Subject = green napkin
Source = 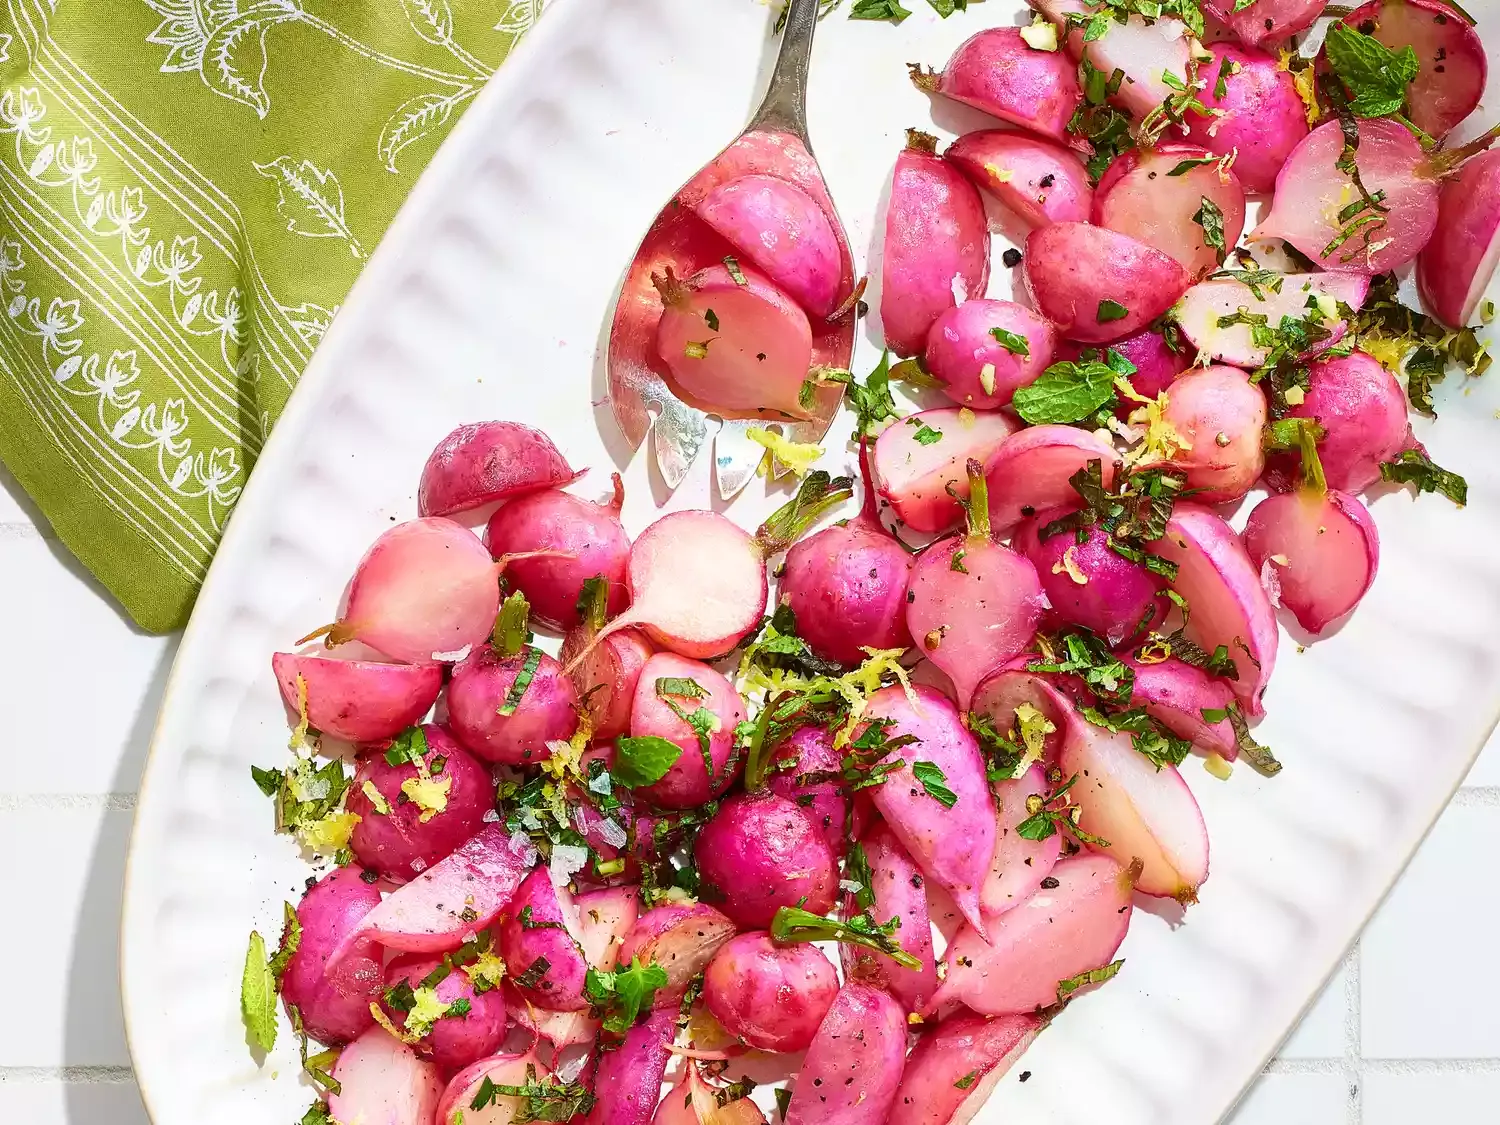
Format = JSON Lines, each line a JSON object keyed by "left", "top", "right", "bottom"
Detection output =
{"left": 0, "top": 0, "right": 544, "bottom": 631}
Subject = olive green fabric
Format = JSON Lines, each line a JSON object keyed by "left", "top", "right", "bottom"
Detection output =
{"left": 0, "top": 0, "right": 543, "bottom": 630}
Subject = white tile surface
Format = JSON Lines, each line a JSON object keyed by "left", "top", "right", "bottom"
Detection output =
{"left": 1361, "top": 1068, "right": 1500, "bottom": 1124}
{"left": 1223, "top": 1072, "right": 1353, "bottom": 1125}
{"left": 1361, "top": 802, "right": 1500, "bottom": 1059}
{"left": 0, "top": 807, "right": 135, "bottom": 1068}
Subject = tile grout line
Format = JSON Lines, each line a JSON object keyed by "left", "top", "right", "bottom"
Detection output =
{"left": 1269, "top": 1058, "right": 1500, "bottom": 1075}
{"left": 0, "top": 793, "right": 138, "bottom": 810}
{"left": 1346, "top": 943, "right": 1362, "bottom": 1125}
{"left": 1451, "top": 786, "right": 1500, "bottom": 806}
{"left": 0, "top": 1067, "right": 135, "bottom": 1083}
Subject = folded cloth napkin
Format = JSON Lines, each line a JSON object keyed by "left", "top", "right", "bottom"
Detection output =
{"left": 0, "top": 0, "right": 544, "bottom": 631}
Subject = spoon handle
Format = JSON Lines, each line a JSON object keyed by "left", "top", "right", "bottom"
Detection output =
{"left": 748, "top": 0, "right": 820, "bottom": 140}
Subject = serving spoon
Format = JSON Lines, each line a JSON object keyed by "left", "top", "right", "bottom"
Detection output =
{"left": 605, "top": 0, "right": 856, "bottom": 498}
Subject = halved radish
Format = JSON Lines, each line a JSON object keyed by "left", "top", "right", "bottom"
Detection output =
{"left": 1184, "top": 44, "right": 1309, "bottom": 194}
{"left": 329, "top": 1026, "right": 445, "bottom": 1125}
{"left": 1341, "top": 0, "right": 1486, "bottom": 140}
{"left": 616, "top": 903, "right": 737, "bottom": 1007}
{"left": 1251, "top": 118, "right": 1439, "bottom": 275}
{"left": 1160, "top": 365, "right": 1267, "bottom": 503}
{"left": 584, "top": 1009, "right": 676, "bottom": 1125}
{"left": 1030, "top": 0, "right": 1193, "bottom": 119}
{"left": 1147, "top": 504, "right": 1277, "bottom": 715}
{"left": 842, "top": 823, "right": 938, "bottom": 1014}
{"left": 1281, "top": 350, "right": 1411, "bottom": 492}
{"left": 1205, "top": 0, "right": 1324, "bottom": 49}
{"left": 1093, "top": 145, "right": 1247, "bottom": 281}
{"left": 576, "top": 886, "right": 641, "bottom": 972}
{"left": 328, "top": 824, "right": 531, "bottom": 965}
{"left": 1126, "top": 656, "right": 1239, "bottom": 761}
{"left": 872, "top": 406, "right": 1019, "bottom": 533}
{"left": 984, "top": 425, "right": 1118, "bottom": 534}
{"left": 927, "top": 854, "right": 1134, "bottom": 1016}
{"left": 653, "top": 262, "right": 813, "bottom": 419}
{"left": 945, "top": 130, "right": 1093, "bottom": 229}
{"left": 271, "top": 653, "right": 441, "bottom": 742}
{"left": 695, "top": 173, "right": 842, "bottom": 318}
{"left": 1174, "top": 273, "right": 1372, "bottom": 368}
{"left": 437, "top": 1052, "right": 550, "bottom": 1125}
{"left": 1417, "top": 150, "right": 1500, "bottom": 328}
{"left": 924, "top": 299, "right": 1058, "bottom": 411}
{"left": 1060, "top": 718, "right": 1210, "bottom": 901}
{"left": 500, "top": 866, "right": 591, "bottom": 1011}
{"left": 785, "top": 984, "right": 907, "bottom": 1125}
{"left": 1023, "top": 223, "right": 1190, "bottom": 343}
{"left": 911, "top": 27, "right": 1083, "bottom": 143}
{"left": 418, "top": 421, "right": 579, "bottom": 518}
{"left": 968, "top": 660, "right": 1073, "bottom": 769}
{"left": 325, "top": 518, "right": 500, "bottom": 664}
{"left": 888, "top": 1012, "right": 1044, "bottom": 1125}
{"left": 560, "top": 626, "right": 653, "bottom": 740}
{"left": 982, "top": 763, "right": 1063, "bottom": 917}
{"left": 882, "top": 131, "right": 991, "bottom": 358}
{"left": 1014, "top": 512, "right": 1165, "bottom": 646}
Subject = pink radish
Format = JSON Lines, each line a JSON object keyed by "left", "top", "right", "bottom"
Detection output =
{"left": 328, "top": 1025, "right": 444, "bottom": 1125}
{"left": 928, "top": 854, "right": 1135, "bottom": 1016}
{"left": 984, "top": 425, "right": 1118, "bottom": 534}
{"left": 1184, "top": 44, "right": 1309, "bottom": 194}
{"left": 1093, "top": 145, "right": 1247, "bottom": 281}
{"left": 652, "top": 262, "right": 813, "bottom": 419}
{"left": 694, "top": 792, "right": 838, "bottom": 928}
{"left": 582, "top": 1008, "right": 676, "bottom": 1125}
{"left": 506, "top": 990, "right": 600, "bottom": 1053}
{"left": 580, "top": 510, "right": 769, "bottom": 661}
{"left": 322, "top": 518, "right": 500, "bottom": 664}
{"left": 327, "top": 824, "right": 532, "bottom": 965}
{"left": 694, "top": 173, "right": 843, "bottom": 318}
{"left": 418, "top": 420, "right": 579, "bottom": 518}
{"left": 906, "top": 461, "right": 1045, "bottom": 709}
{"left": 780, "top": 444, "right": 915, "bottom": 665}
{"left": 1160, "top": 364, "right": 1267, "bottom": 503}
{"left": 872, "top": 406, "right": 1019, "bottom": 534}
{"left": 485, "top": 483, "right": 631, "bottom": 631}
{"left": 1031, "top": 0, "right": 1193, "bottom": 119}
{"left": 1126, "top": 656, "right": 1239, "bottom": 761}
{"left": 1056, "top": 328, "right": 1193, "bottom": 408}
{"left": 628, "top": 653, "right": 747, "bottom": 808}
{"left": 447, "top": 640, "right": 579, "bottom": 767}
{"left": 785, "top": 983, "right": 907, "bottom": 1125}
{"left": 969, "top": 660, "right": 1074, "bottom": 770}
{"left": 1341, "top": 0, "right": 1487, "bottom": 140}
{"left": 888, "top": 1012, "right": 1043, "bottom": 1125}
{"left": 881, "top": 130, "right": 990, "bottom": 358}
{"left": 1251, "top": 118, "right": 1438, "bottom": 274}
{"left": 1148, "top": 504, "right": 1278, "bottom": 715}
{"left": 1174, "top": 272, "right": 1372, "bottom": 368}
{"left": 840, "top": 823, "right": 938, "bottom": 1014}
{"left": 924, "top": 299, "right": 1058, "bottom": 410}
{"left": 1204, "top": 0, "right": 1324, "bottom": 49}
{"left": 1062, "top": 718, "right": 1210, "bottom": 901}
{"left": 499, "top": 866, "right": 591, "bottom": 1011}
{"left": 910, "top": 28, "right": 1082, "bottom": 143}
{"left": 860, "top": 685, "right": 999, "bottom": 934}
{"left": 615, "top": 903, "right": 737, "bottom": 1008}
{"left": 981, "top": 764, "right": 1063, "bottom": 918}
{"left": 1015, "top": 512, "right": 1164, "bottom": 646}
{"left": 767, "top": 725, "right": 851, "bottom": 854}
{"left": 561, "top": 625, "right": 653, "bottom": 741}
{"left": 1023, "top": 222, "right": 1190, "bottom": 342}
{"left": 379, "top": 953, "right": 509, "bottom": 1072}
{"left": 575, "top": 886, "right": 641, "bottom": 973}
{"left": 1279, "top": 350, "right": 1411, "bottom": 492}
{"left": 1244, "top": 425, "right": 1381, "bottom": 635}
{"left": 945, "top": 130, "right": 1093, "bottom": 229}
{"left": 437, "top": 1052, "right": 551, "bottom": 1125}
{"left": 704, "top": 933, "right": 839, "bottom": 1053}
{"left": 281, "top": 866, "right": 385, "bottom": 1045}
{"left": 1417, "top": 150, "right": 1500, "bottom": 328}
{"left": 271, "top": 653, "right": 441, "bottom": 742}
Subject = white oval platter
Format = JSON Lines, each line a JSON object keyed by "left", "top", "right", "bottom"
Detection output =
{"left": 121, "top": 1, "right": 1500, "bottom": 1123}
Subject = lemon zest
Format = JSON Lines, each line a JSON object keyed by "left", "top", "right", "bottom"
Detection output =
{"left": 361, "top": 780, "right": 391, "bottom": 816}
{"left": 289, "top": 673, "right": 311, "bottom": 751}
{"left": 1019, "top": 17, "right": 1058, "bottom": 51}
{"left": 1116, "top": 378, "right": 1191, "bottom": 466}
{"left": 746, "top": 427, "right": 823, "bottom": 478}
{"left": 297, "top": 810, "right": 360, "bottom": 856}
{"left": 400, "top": 775, "right": 452, "bottom": 822}
{"left": 1053, "top": 545, "right": 1089, "bottom": 586}
{"left": 464, "top": 949, "right": 508, "bottom": 992}
{"left": 1013, "top": 702, "right": 1055, "bottom": 774}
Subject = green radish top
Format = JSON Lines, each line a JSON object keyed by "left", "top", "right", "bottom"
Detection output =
{"left": 755, "top": 470, "right": 856, "bottom": 556}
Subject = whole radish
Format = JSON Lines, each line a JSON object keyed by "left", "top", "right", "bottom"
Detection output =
{"left": 1160, "top": 364, "right": 1267, "bottom": 503}
{"left": 881, "top": 130, "right": 989, "bottom": 357}
{"left": 1277, "top": 350, "right": 1412, "bottom": 492}
{"left": 446, "top": 594, "right": 579, "bottom": 766}
{"left": 1013, "top": 510, "right": 1163, "bottom": 647}
{"left": 379, "top": 953, "right": 509, "bottom": 1072}
{"left": 780, "top": 445, "right": 914, "bottom": 665}
{"left": 280, "top": 866, "right": 384, "bottom": 1044}
{"left": 767, "top": 724, "right": 850, "bottom": 854}
{"left": 418, "top": 420, "right": 578, "bottom": 518}
{"left": 945, "top": 129, "right": 1093, "bottom": 229}
{"left": 627, "top": 653, "right": 747, "bottom": 809}
{"left": 860, "top": 685, "right": 998, "bottom": 935}
{"left": 1184, "top": 44, "right": 1308, "bottom": 194}
{"left": 317, "top": 517, "right": 501, "bottom": 664}
{"left": 694, "top": 173, "right": 843, "bottom": 318}
{"left": 704, "top": 933, "right": 839, "bottom": 1053}
{"left": 1417, "top": 149, "right": 1500, "bottom": 329}
{"left": 484, "top": 476, "right": 630, "bottom": 631}
{"left": 910, "top": 28, "right": 1082, "bottom": 143}
{"left": 907, "top": 460, "right": 1044, "bottom": 707}
{"left": 695, "top": 791, "right": 839, "bottom": 928}
{"left": 1340, "top": 0, "right": 1486, "bottom": 139}
{"left": 652, "top": 262, "right": 813, "bottom": 418}
{"left": 346, "top": 724, "right": 492, "bottom": 882}
{"left": 923, "top": 299, "right": 1057, "bottom": 410}
{"left": 1244, "top": 422, "right": 1380, "bottom": 634}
